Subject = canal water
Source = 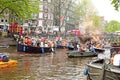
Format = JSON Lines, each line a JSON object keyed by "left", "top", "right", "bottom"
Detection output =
{"left": 0, "top": 47, "right": 95, "bottom": 80}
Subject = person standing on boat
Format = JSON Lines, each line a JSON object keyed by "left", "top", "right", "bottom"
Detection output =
{"left": 51, "top": 41, "right": 56, "bottom": 53}
{"left": 40, "top": 39, "right": 45, "bottom": 53}
{"left": 73, "top": 41, "right": 78, "bottom": 51}
{"left": 27, "top": 38, "right": 32, "bottom": 46}
{"left": 113, "top": 53, "right": 120, "bottom": 67}
{"left": 90, "top": 45, "right": 96, "bottom": 53}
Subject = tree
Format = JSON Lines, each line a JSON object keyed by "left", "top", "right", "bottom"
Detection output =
{"left": 0, "top": 0, "right": 40, "bottom": 19}
{"left": 51, "top": 0, "right": 73, "bottom": 32}
{"left": 91, "top": 15, "right": 103, "bottom": 30}
{"left": 73, "top": 0, "right": 102, "bottom": 31}
{"left": 105, "top": 20, "right": 120, "bottom": 32}
{"left": 111, "top": 0, "right": 120, "bottom": 11}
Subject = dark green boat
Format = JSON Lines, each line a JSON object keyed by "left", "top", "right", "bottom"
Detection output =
{"left": 66, "top": 51, "right": 98, "bottom": 58}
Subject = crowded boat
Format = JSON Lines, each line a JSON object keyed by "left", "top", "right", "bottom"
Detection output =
{"left": 17, "top": 28, "right": 106, "bottom": 54}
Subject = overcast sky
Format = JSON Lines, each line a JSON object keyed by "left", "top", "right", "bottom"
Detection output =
{"left": 91, "top": 0, "right": 120, "bottom": 22}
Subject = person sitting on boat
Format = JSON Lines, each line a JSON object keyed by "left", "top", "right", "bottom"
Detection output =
{"left": 23, "top": 36, "right": 28, "bottom": 45}
{"left": 77, "top": 44, "right": 80, "bottom": 52}
{"left": 73, "top": 41, "right": 78, "bottom": 51}
{"left": 113, "top": 53, "right": 120, "bottom": 67}
{"left": 90, "top": 45, "right": 96, "bottom": 53}
{"left": 45, "top": 42, "right": 48, "bottom": 47}
{"left": 62, "top": 40, "right": 67, "bottom": 48}
{"left": 57, "top": 40, "right": 61, "bottom": 48}
{"left": 31, "top": 38, "right": 36, "bottom": 47}
{"left": 110, "top": 51, "right": 116, "bottom": 64}
{"left": 80, "top": 45, "right": 86, "bottom": 52}
{"left": 27, "top": 38, "right": 32, "bottom": 46}
{"left": 96, "top": 43, "right": 103, "bottom": 49}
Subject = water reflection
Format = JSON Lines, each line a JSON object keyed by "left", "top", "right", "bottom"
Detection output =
{"left": 0, "top": 47, "right": 93, "bottom": 80}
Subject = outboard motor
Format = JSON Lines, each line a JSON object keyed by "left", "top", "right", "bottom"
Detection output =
{"left": 2, "top": 55, "right": 9, "bottom": 62}
{"left": 0, "top": 53, "right": 10, "bottom": 62}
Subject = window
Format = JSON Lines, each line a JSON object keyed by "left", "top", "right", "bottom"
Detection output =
{"left": 5, "top": 19, "right": 7, "bottom": 22}
{"left": 1, "top": 19, "right": 4, "bottom": 22}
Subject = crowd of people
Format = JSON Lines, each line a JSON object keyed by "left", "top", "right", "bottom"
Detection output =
{"left": 16, "top": 28, "right": 120, "bottom": 67}
{"left": 18, "top": 30, "right": 107, "bottom": 54}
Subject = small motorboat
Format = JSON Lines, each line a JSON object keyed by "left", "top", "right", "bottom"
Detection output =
{"left": 0, "top": 60, "right": 18, "bottom": 69}
{"left": 0, "top": 53, "right": 18, "bottom": 69}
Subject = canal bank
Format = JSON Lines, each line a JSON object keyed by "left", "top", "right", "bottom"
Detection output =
{"left": 0, "top": 36, "right": 17, "bottom": 46}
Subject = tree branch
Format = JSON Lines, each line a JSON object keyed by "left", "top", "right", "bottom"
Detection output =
{"left": 0, "top": 7, "right": 8, "bottom": 14}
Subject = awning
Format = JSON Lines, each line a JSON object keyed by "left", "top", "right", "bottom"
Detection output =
{"left": 67, "top": 30, "right": 81, "bottom": 37}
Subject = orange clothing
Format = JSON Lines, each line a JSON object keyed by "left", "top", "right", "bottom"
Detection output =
{"left": 96, "top": 44, "right": 102, "bottom": 48}
{"left": 62, "top": 41, "right": 66, "bottom": 46}
{"left": 110, "top": 57, "right": 114, "bottom": 63}
{"left": 27, "top": 39, "right": 32, "bottom": 46}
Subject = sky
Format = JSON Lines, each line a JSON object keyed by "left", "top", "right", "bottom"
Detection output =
{"left": 91, "top": 0, "right": 120, "bottom": 22}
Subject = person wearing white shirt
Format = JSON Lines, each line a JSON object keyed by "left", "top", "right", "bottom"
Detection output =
{"left": 40, "top": 42, "right": 44, "bottom": 47}
{"left": 113, "top": 54, "right": 120, "bottom": 67}
{"left": 45, "top": 43, "right": 48, "bottom": 47}
{"left": 51, "top": 42, "right": 55, "bottom": 53}
{"left": 40, "top": 41, "right": 44, "bottom": 53}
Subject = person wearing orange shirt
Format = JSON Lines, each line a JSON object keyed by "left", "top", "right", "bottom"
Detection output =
{"left": 113, "top": 53, "right": 120, "bottom": 67}
{"left": 27, "top": 38, "right": 32, "bottom": 46}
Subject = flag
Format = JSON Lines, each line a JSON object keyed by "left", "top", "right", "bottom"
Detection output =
{"left": 60, "top": 16, "right": 64, "bottom": 22}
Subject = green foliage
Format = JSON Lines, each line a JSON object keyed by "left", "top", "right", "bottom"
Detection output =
{"left": 91, "top": 15, "right": 102, "bottom": 29}
{"left": 74, "top": 0, "right": 97, "bottom": 21}
{"left": 111, "top": 0, "right": 120, "bottom": 11}
{"left": 0, "top": 0, "right": 40, "bottom": 19}
{"left": 73, "top": 0, "right": 103, "bottom": 31}
{"left": 105, "top": 20, "right": 120, "bottom": 32}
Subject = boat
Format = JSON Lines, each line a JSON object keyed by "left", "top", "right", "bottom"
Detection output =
{"left": 0, "top": 60, "right": 18, "bottom": 69}
{"left": 66, "top": 51, "right": 98, "bottom": 58}
{"left": 17, "top": 43, "right": 52, "bottom": 53}
{"left": 94, "top": 48, "right": 105, "bottom": 53}
{"left": 110, "top": 45, "right": 120, "bottom": 53}
{"left": 86, "top": 59, "right": 120, "bottom": 80}
{"left": 67, "top": 46, "right": 74, "bottom": 50}
{"left": 67, "top": 47, "right": 105, "bottom": 53}
{"left": 0, "top": 53, "right": 18, "bottom": 69}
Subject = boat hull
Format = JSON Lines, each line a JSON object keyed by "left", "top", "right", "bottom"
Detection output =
{"left": 66, "top": 51, "right": 97, "bottom": 58}
{"left": 87, "top": 59, "right": 120, "bottom": 80}
{"left": 94, "top": 48, "right": 105, "bottom": 53}
{"left": 17, "top": 44, "right": 52, "bottom": 53}
{"left": 0, "top": 60, "right": 17, "bottom": 69}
